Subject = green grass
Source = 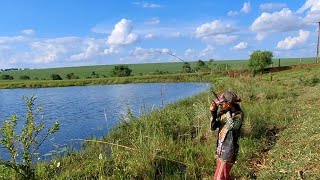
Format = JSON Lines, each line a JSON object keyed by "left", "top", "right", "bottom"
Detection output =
{"left": 1, "top": 63, "right": 319, "bottom": 179}
{"left": 1, "top": 57, "right": 316, "bottom": 81}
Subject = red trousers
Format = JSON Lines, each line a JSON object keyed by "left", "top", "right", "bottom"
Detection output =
{"left": 214, "top": 159, "right": 233, "bottom": 180}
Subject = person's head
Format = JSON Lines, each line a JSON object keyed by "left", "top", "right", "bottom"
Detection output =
{"left": 214, "top": 91, "right": 241, "bottom": 111}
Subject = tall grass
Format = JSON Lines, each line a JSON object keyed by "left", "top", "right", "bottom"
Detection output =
{"left": 1, "top": 64, "right": 319, "bottom": 179}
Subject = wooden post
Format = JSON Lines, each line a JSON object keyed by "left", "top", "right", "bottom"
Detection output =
{"left": 300, "top": 57, "right": 302, "bottom": 65}
{"left": 278, "top": 59, "right": 281, "bottom": 67}
{"left": 317, "top": 22, "right": 320, "bottom": 64}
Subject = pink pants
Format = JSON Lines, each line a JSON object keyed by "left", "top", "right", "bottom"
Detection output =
{"left": 214, "top": 159, "right": 233, "bottom": 180}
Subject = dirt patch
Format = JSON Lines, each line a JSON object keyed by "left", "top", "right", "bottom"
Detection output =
{"left": 264, "top": 63, "right": 320, "bottom": 73}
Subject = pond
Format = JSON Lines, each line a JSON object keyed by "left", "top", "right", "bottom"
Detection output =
{"left": 0, "top": 83, "right": 207, "bottom": 158}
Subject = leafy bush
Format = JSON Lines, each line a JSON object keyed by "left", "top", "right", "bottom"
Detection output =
{"left": 0, "top": 74, "right": 14, "bottom": 80}
{"left": 20, "top": 75, "right": 30, "bottom": 80}
{"left": 50, "top": 74, "right": 62, "bottom": 80}
{"left": 248, "top": 50, "right": 273, "bottom": 76}
{"left": 66, "top": 73, "right": 79, "bottom": 80}
{"left": 0, "top": 95, "right": 59, "bottom": 179}
{"left": 182, "top": 62, "right": 192, "bottom": 73}
{"left": 110, "top": 65, "right": 132, "bottom": 77}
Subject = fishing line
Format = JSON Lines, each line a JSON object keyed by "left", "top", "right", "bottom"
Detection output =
{"left": 154, "top": 50, "right": 219, "bottom": 100}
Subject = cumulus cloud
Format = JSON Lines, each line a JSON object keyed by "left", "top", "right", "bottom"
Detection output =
{"left": 144, "top": 18, "right": 160, "bottom": 25}
{"left": 133, "top": 2, "right": 161, "bottom": 8}
{"left": 277, "top": 30, "right": 310, "bottom": 50}
{"left": 297, "top": 0, "right": 320, "bottom": 24}
{"left": 200, "top": 45, "right": 215, "bottom": 57}
{"left": 21, "top": 29, "right": 35, "bottom": 36}
{"left": 195, "top": 20, "right": 237, "bottom": 38}
{"left": 131, "top": 47, "right": 171, "bottom": 61}
{"left": 0, "top": 36, "right": 26, "bottom": 44}
{"left": 227, "top": 10, "right": 239, "bottom": 16}
{"left": 232, "top": 42, "right": 248, "bottom": 50}
{"left": 260, "top": 3, "right": 286, "bottom": 11}
{"left": 203, "top": 34, "right": 237, "bottom": 45}
{"left": 107, "top": 19, "right": 138, "bottom": 46}
{"left": 70, "top": 38, "right": 103, "bottom": 61}
{"left": 251, "top": 8, "right": 304, "bottom": 40}
{"left": 184, "top": 49, "right": 195, "bottom": 56}
{"left": 144, "top": 33, "right": 156, "bottom": 39}
{"left": 241, "top": 2, "right": 250, "bottom": 14}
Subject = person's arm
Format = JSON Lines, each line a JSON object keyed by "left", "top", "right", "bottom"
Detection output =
{"left": 210, "top": 103, "right": 220, "bottom": 131}
{"left": 225, "top": 111, "right": 243, "bottom": 131}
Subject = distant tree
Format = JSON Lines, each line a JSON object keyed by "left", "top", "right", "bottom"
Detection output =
{"left": 50, "top": 74, "right": 62, "bottom": 80}
{"left": 182, "top": 62, "right": 192, "bottom": 73}
{"left": 66, "top": 73, "right": 79, "bottom": 80}
{"left": 197, "top": 60, "right": 206, "bottom": 67}
{"left": 0, "top": 74, "right": 14, "bottom": 80}
{"left": 209, "top": 59, "right": 214, "bottom": 62}
{"left": 195, "top": 60, "right": 209, "bottom": 71}
{"left": 248, "top": 50, "right": 273, "bottom": 76}
{"left": 91, "top": 71, "right": 96, "bottom": 76}
{"left": 20, "top": 75, "right": 30, "bottom": 80}
{"left": 110, "top": 65, "right": 132, "bottom": 77}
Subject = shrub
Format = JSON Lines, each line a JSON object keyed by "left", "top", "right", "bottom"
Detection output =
{"left": 20, "top": 75, "right": 30, "bottom": 80}
{"left": 50, "top": 74, "right": 62, "bottom": 80}
{"left": 0, "top": 74, "right": 14, "bottom": 80}
{"left": 0, "top": 95, "right": 59, "bottom": 179}
{"left": 66, "top": 73, "right": 79, "bottom": 80}
{"left": 110, "top": 65, "right": 132, "bottom": 77}
{"left": 248, "top": 50, "right": 273, "bottom": 76}
{"left": 182, "top": 62, "right": 192, "bottom": 73}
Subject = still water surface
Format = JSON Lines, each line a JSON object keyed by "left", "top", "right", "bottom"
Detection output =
{"left": 0, "top": 83, "right": 207, "bottom": 158}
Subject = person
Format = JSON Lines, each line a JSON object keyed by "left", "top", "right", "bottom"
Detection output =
{"left": 210, "top": 91, "right": 243, "bottom": 180}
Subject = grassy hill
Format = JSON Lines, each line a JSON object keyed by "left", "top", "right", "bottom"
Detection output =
{"left": 1, "top": 57, "right": 316, "bottom": 81}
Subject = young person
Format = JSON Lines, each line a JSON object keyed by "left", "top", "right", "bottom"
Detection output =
{"left": 210, "top": 91, "right": 243, "bottom": 180}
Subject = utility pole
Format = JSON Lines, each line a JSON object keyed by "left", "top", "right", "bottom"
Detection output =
{"left": 317, "top": 22, "right": 320, "bottom": 64}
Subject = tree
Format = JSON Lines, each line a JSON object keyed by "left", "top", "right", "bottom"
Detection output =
{"left": 248, "top": 50, "right": 273, "bottom": 76}
{"left": 50, "top": 74, "right": 62, "bottom": 80}
{"left": 0, "top": 74, "right": 14, "bottom": 80}
{"left": 110, "top": 65, "right": 132, "bottom": 77}
{"left": 20, "top": 75, "right": 30, "bottom": 80}
{"left": 66, "top": 73, "right": 79, "bottom": 80}
{"left": 0, "top": 95, "right": 59, "bottom": 179}
{"left": 182, "top": 62, "right": 192, "bottom": 73}
{"left": 197, "top": 60, "right": 206, "bottom": 67}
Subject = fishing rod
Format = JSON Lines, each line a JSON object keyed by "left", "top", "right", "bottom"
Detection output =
{"left": 154, "top": 50, "right": 219, "bottom": 100}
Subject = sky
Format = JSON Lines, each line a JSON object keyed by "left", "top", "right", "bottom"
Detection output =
{"left": 0, "top": 0, "right": 319, "bottom": 68}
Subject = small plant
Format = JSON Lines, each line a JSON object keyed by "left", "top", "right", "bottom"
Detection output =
{"left": 182, "top": 62, "right": 192, "bottom": 73}
{"left": 110, "top": 65, "right": 132, "bottom": 77}
{"left": 66, "top": 73, "right": 79, "bottom": 80}
{"left": 50, "top": 74, "right": 63, "bottom": 80}
{"left": 0, "top": 74, "right": 14, "bottom": 80}
{"left": 0, "top": 95, "right": 60, "bottom": 179}
{"left": 20, "top": 75, "right": 31, "bottom": 80}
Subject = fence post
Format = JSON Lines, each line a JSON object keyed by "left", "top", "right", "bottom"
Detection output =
{"left": 278, "top": 59, "right": 281, "bottom": 67}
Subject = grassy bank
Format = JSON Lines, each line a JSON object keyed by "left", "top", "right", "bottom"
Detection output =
{"left": 0, "top": 73, "right": 212, "bottom": 89}
{"left": 1, "top": 65, "right": 319, "bottom": 179}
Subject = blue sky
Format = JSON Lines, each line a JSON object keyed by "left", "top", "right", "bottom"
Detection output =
{"left": 0, "top": 0, "right": 319, "bottom": 68}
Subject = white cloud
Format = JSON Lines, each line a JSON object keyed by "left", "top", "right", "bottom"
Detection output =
{"left": 184, "top": 49, "right": 195, "bottom": 56}
{"left": 70, "top": 38, "right": 103, "bottom": 61}
{"left": 0, "top": 36, "right": 26, "bottom": 44}
{"left": 21, "top": 29, "right": 35, "bottom": 36}
{"left": 260, "top": 3, "right": 286, "bottom": 11}
{"left": 297, "top": 0, "right": 320, "bottom": 24}
{"left": 277, "top": 30, "right": 310, "bottom": 50}
{"left": 144, "top": 33, "right": 156, "bottom": 39}
{"left": 203, "top": 34, "right": 237, "bottom": 45}
{"left": 131, "top": 47, "right": 171, "bottom": 61}
{"left": 133, "top": 2, "right": 161, "bottom": 8}
{"left": 241, "top": 2, "right": 250, "bottom": 14}
{"left": 227, "top": 10, "right": 239, "bottom": 16}
{"left": 144, "top": 18, "right": 160, "bottom": 25}
{"left": 233, "top": 42, "right": 248, "bottom": 50}
{"left": 251, "top": 8, "right": 304, "bottom": 40}
{"left": 170, "top": 32, "right": 182, "bottom": 38}
{"left": 200, "top": 45, "right": 215, "bottom": 57}
{"left": 195, "top": 20, "right": 237, "bottom": 38}
{"left": 107, "top": 19, "right": 138, "bottom": 46}
{"left": 103, "top": 46, "right": 119, "bottom": 55}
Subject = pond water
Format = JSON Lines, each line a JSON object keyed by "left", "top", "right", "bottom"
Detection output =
{"left": 0, "top": 83, "right": 207, "bottom": 158}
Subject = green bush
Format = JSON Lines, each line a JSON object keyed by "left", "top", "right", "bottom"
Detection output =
{"left": 50, "top": 74, "right": 62, "bottom": 80}
{"left": 20, "top": 75, "right": 31, "bottom": 80}
{"left": 0, "top": 74, "right": 14, "bottom": 80}
{"left": 248, "top": 50, "right": 273, "bottom": 76}
{"left": 66, "top": 73, "right": 79, "bottom": 80}
{"left": 110, "top": 65, "right": 132, "bottom": 77}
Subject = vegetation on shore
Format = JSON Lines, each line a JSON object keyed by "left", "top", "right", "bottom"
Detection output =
{"left": 1, "top": 64, "right": 319, "bottom": 179}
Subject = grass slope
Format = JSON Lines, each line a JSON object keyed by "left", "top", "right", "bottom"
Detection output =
{"left": 0, "top": 64, "right": 319, "bottom": 179}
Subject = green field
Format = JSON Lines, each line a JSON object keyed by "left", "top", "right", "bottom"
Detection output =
{"left": 1, "top": 57, "right": 317, "bottom": 81}
{"left": 1, "top": 63, "right": 319, "bottom": 179}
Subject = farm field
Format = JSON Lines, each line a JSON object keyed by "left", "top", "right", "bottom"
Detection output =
{"left": 1, "top": 57, "right": 316, "bottom": 81}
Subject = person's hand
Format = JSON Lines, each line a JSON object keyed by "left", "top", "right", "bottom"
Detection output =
{"left": 210, "top": 102, "right": 218, "bottom": 111}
